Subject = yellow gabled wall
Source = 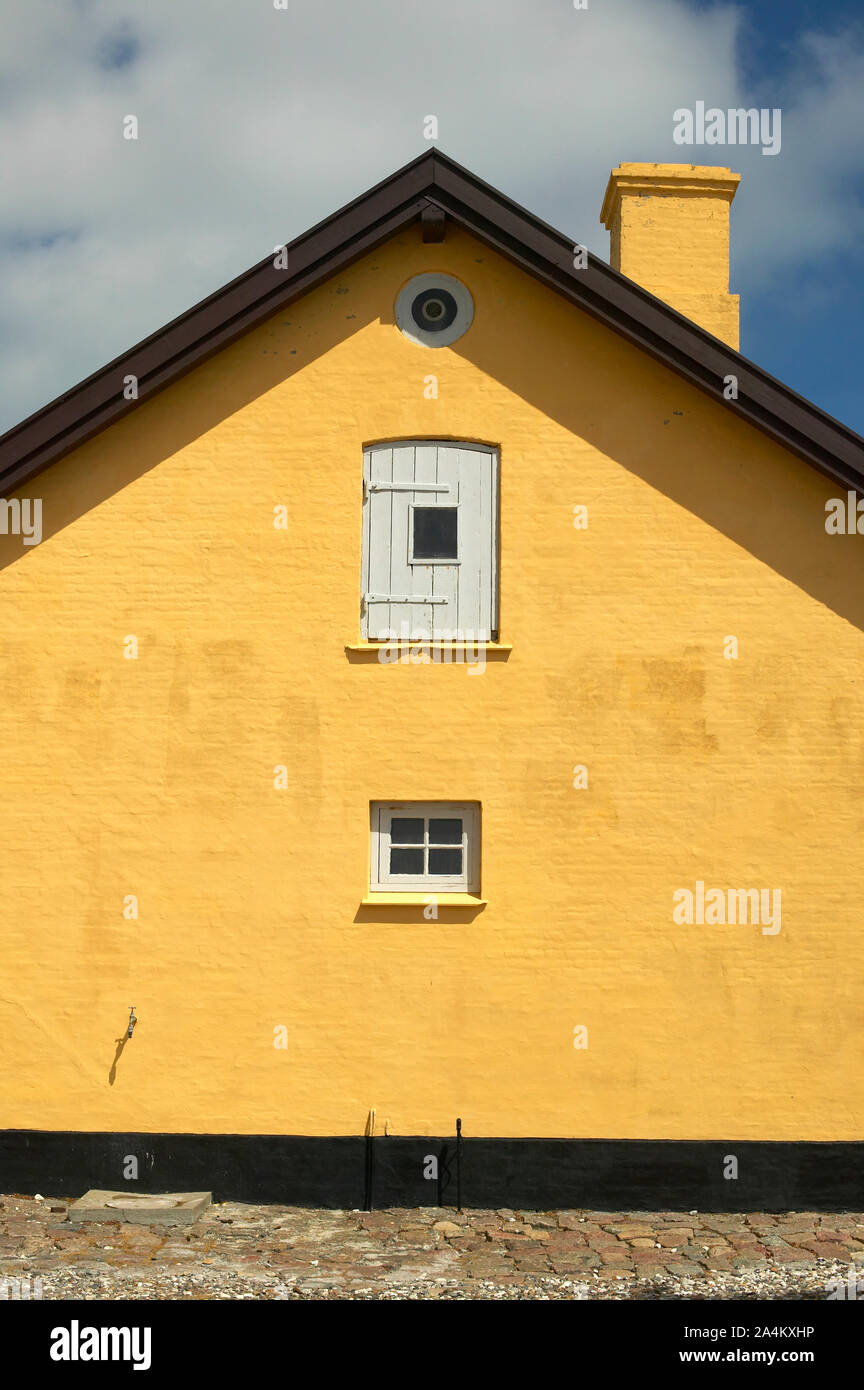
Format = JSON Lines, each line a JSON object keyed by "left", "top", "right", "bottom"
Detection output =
{"left": 0, "top": 223, "right": 862, "bottom": 1139}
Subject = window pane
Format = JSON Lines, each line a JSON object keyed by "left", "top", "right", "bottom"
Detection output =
{"left": 428, "top": 847, "right": 463, "bottom": 875}
{"left": 390, "top": 818, "right": 424, "bottom": 844}
{"left": 429, "top": 818, "right": 462, "bottom": 844}
{"left": 413, "top": 507, "right": 458, "bottom": 560}
{"left": 390, "top": 847, "right": 424, "bottom": 874}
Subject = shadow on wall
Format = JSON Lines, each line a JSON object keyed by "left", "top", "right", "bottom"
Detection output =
{"left": 353, "top": 903, "right": 486, "bottom": 925}
{"left": 452, "top": 293, "right": 864, "bottom": 639}
{"left": 108, "top": 1034, "right": 130, "bottom": 1087}
{"left": 0, "top": 276, "right": 385, "bottom": 578}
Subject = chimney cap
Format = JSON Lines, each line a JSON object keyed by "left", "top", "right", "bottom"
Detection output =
{"left": 600, "top": 163, "right": 741, "bottom": 229}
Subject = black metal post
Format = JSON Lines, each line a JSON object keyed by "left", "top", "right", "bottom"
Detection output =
{"left": 456, "top": 1117, "right": 462, "bottom": 1213}
{"left": 363, "top": 1110, "right": 375, "bottom": 1211}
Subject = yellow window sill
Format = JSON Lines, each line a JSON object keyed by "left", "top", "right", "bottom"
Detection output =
{"left": 360, "top": 893, "right": 487, "bottom": 907}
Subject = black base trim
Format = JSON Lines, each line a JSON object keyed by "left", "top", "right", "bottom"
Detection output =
{"left": 1, "top": 1130, "right": 861, "bottom": 1211}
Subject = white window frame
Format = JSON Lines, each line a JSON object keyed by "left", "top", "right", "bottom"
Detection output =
{"left": 370, "top": 801, "right": 481, "bottom": 893}
{"left": 361, "top": 441, "right": 499, "bottom": 641}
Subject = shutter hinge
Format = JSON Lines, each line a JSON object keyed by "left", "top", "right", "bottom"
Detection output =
{"left": 365, "top": 480, "right": 451, "bottom": 495}
{"left": 364, "top": 593, "right": 449, "bottom": 605}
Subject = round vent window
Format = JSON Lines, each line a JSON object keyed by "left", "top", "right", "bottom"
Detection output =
{"left": 395, "top": 273, "right": 474, "bottom": 347}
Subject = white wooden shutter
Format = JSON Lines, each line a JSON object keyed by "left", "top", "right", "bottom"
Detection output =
{"left": 362, "top": 442, "right": 497, "bottom": 640}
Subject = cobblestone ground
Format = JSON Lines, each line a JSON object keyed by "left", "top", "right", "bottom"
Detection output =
{"left": 1, "top": 1195, "right": 862, "bottom": 1300}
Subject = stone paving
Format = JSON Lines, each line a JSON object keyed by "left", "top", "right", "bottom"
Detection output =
{"left": 1, "top": 1194, "right": 862, "bottom": 1300}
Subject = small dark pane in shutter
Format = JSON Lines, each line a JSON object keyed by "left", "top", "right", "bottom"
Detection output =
{"left": 413, "top": 507, "right": 458, "bottom": 560}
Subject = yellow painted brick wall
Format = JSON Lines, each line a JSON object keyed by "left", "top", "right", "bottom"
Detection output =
{"left": 1, "top": 224, "right": 862, "bottom": 1139}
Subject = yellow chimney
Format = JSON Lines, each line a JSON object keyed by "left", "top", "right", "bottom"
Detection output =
{"left": 600, "top": 163, "right": 741, "bottom": 348}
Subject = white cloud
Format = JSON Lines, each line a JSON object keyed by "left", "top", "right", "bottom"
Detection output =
{"left": 1, "top": 0, "right": 863, "bottom": 431}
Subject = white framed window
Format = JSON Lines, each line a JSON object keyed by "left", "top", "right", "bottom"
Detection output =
{"left": 370, "top": 801, "right": 481, "bottom": 893}
{"left": 361, "top": 441, "right": 498, "bottom": 641}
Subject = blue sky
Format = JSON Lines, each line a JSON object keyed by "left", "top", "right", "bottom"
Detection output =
{"left": 2, "top": 0, "right": 863, "bottom": 436}
{"left": 702, "top": 0, "right": 864, "bottom": 430}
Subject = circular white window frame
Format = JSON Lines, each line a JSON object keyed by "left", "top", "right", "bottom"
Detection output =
{"left": 395, "top": 272, "right": 474, "bottom": 348}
